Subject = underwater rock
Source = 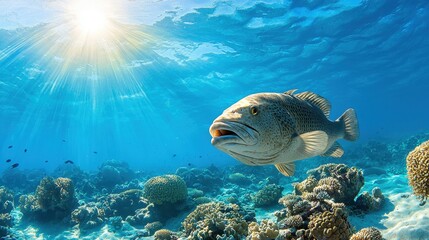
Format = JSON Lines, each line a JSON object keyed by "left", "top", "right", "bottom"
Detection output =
{"left": 182, "top": 202, "right": 250, "bottom": 240}
{"left": 100, "top": 189, "right": 148, "bottom": 219}
{"left": 247, "top": 220, "right": 279, "bottom": 240}
{"left": 406, "top": 140, "right": 429, "bottom": 205}
{"left": 144, "top": 221, "right": 163, "bottom": 235}
{"left": 350, "top": 227, "right": 383, "bottom": 240}
{"left": 307, "top": 208, "right": 352, "bottom": 240}
{"left": 252, "top": 184, "right": 283, "bottom": 207}
{"left": 143, "top": 175, "right": 187, "bottom": 205}
{"left": 19, "top": 177, "right": 77, "bottom": 222}
{"left": 71, "top": 202, "right": 105, "bottom": 230}
{"left": 295, "top": 163, "right": 364, "bottom": 205}
{"left": 107, "top": 216, "right": 123, "bottom": 232}
{"left": 0, "top": 169, "right": 45, "bottom": 194}
{"left": 124, "top": 203, "right": 156, "bottom": 228}
{"left": 175, "top": 167, "right": 222, "bottom": 193}
{"left": 355, "top": 187, "right": 385, "bottom": 212}
{"left": 95, "top": 160, "right": 135, "bottom": 189}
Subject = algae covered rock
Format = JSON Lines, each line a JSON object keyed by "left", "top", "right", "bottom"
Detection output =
{"left": 71, "top": 202, "right": 105, "bottom": 230}
{"left": 96, "top": 160, "right": 135, "bottom": 189}
{"left": 182, "top": 202, "right": 249, "bottom": 240}
{"left": 406, "top": 140, "right": 429, "bottom": 204}
{"left": 355, "top": 187, "right": 385, "bottom": 212}
{"left": 143, "top": 175, "right": 187, "bottom": 205}
{"left": 19, "top": 177, "right": 77, "bottom": 222}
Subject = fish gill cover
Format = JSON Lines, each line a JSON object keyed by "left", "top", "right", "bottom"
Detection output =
{"left": 0, "top": 0, "right": 428, "bottom": 239}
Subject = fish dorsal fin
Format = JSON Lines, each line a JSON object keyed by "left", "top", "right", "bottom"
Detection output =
{"left": 321, "top": 141, "right": 344, "bottom": 158}
{"left": 284, "top": 89, "right": 298, "bottom": 95}
{"left": 295, "top": 91, "right": 331, "bottom": 117}
{"left": 297, "top": 131, "right": 328, "bottom": 157}
{"left": 275, "top": 162, "right": 295, "bottom": 177}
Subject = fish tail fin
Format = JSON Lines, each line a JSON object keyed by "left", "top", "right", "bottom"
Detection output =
{"left": 337, "top": 108, "right": 359, "bottom": 141}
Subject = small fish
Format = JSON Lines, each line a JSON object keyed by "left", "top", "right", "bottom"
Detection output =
{"left": 93, "top": 151, "right": 98, "bottom": 154}
{"left": 62, "top": 140, "right": 66, "bottom": 142}
{"left": 45, "top": 160, "right": 48, "bottom": 163}
{"left": 199, "top": 155, "right": 202, "bottom": 158}
{"left": 8, "top": 145, "right": 12, "bottom": 149}
{"left": 6, "top": 159, "right": 11, "bottom": 163}
{"left": 11, "top": 163, "right": 19, "bottom": 168}
{"left": 65, "top": 160, "right": 74, "bottom": 164}
{"left": 187, "top": 163, "right": 191, "bottom": 166}
{"left": 24, "top": 149, "right": 27, "bottom": 152}
{"left": 209, "top": 90, "right": 359, "bottom": 177}
{"left": 172, "top": 154, "right": 177, "bottom": 157}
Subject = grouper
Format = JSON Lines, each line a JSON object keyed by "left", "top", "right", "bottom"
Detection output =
{"left": 209, "top": 90, "right": 359, "bottom": 176}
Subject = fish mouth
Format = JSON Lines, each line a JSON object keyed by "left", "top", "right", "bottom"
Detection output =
{"left": 209, "top": 121, "right": 258, "bottom": 146}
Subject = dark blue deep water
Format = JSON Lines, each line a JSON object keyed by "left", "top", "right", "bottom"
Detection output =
{"left": 0, "top": 0, "right": 428, "bottom": 239}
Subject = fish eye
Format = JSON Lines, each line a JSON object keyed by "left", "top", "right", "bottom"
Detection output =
{"left": 250, "top": 106, "right": 259, "bottom": 116}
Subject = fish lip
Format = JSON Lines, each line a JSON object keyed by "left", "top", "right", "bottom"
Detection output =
{"left": 209, "top": 120, "right": 258, "bottom": 146}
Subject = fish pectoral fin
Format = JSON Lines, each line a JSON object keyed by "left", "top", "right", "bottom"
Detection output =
{"left": 298, "top": 131, "right": 328, "bottom": 156}
{"left": 275, "top": 162, "right": 295, "bottom": 176}
{"left": 321, "top": 141, "right": 344, "bottom": 158}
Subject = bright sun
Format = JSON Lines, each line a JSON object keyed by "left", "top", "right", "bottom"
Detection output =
{"left": 69, "top": 0, "right": 112, "bottom": 36}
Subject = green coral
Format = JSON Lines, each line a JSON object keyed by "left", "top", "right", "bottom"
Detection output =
{"left": 19, "top": 177, "right": 77, "bottom": 222}
{"left": 182, "top": 202, "right": 249, "bottom": 240}
{"left": 247, "top": 220, "right": 279, "bottom": 240}
{"left": 252, "top": 184, "right": 283, "bottom": 207}
{"left": 308, "top": 208, "right": 352, "bottom": 240}
{"left": 143, "top": 175, "right": 187, "bottom": 205}
{"left": 350, "top": 227, "right": 383, "bottom": 240}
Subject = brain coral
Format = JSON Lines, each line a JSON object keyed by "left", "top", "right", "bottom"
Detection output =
{"left": 144, "top": 175, "right": 187, "bottom": 205}
{"left": 182, "top": 202, "right": 249, "bottom": 240}
{"left": 350, "top": 227, "right": 383, "bottom": 240}
{"left": 406, "top": 140, "right": 429, "bottom": 204}
{"left": 308, "top": 208, "right": 352, "bottom": 240}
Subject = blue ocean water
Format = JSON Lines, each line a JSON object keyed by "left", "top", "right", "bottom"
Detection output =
{"left": 0, "top": 0, "right": 429, "bottom": 239}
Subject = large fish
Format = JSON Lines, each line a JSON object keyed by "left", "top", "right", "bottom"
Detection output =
{"left": 209, "top": 90, "right": 359, "bottom": 176}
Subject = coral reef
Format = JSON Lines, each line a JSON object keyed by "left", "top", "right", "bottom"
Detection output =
{"left": 95, "top": 160, "right": 135, "bottom": 189}
{"left": 154, "top": 229, "right": 175, "bottom": 240}
{"left": 247, "top": 220, "right": 279, "bottom": 240}
{"left": 307, "top": 208, "right": 352, "bottom": 240}
{"left": 0, "top": 187, "right": 14, "bottom": 237}
{"left": 355, "top": 187, "right": 385, "bottom": 212}
{"left": 143, "top": 175, "right": 187, "bottom": 205}
{"left": 228, "top": 172, "right": 252, "bottom": 185}
{"left": 350, "top": 227, "right": 383, "bottom": 240}
{"left": 19, "top": 177, "right": 77, "bottom": 222}
{"left": 71, "top": 202, "right": 105, "bottom": 230}
{"left": 182, "top": 202, "right": 250, "bottom": 240}
{"left": 294, "top": 163, "right": 364, "bottom": 205}
{"left": 252, "top": 184, "right": 283, "bottom": 207}
{"left": 406, "top": 140, "right": 429, "bottom": 204}
{"left": 100, "top": 189, "right": 148, "bottom": 219}
{"left": 144, "top": 221, "right": 163, "bottom": 235}
{"left": 176, "top": 166, "right": 222, "bottom": 193}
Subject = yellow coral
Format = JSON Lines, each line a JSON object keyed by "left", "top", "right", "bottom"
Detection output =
{"left": 350, "top": 227, "right": 383, "bottom": 240}
{"left": 247, "top": 220, "right": 279, "bottom": 240}
{"left": 308, "top": 208, "right": 351, "bottom": 240}
{"left": 406, "top": 140, "right": 429, "bottom": 201}
{"left": 143, "top": 175, "right": 187, "bottom": 205}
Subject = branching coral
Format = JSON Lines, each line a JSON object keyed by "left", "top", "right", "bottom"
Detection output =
{"left": 247, "top": 220, "right": 279, "bottom": 240}
{"left": 295, "top": 163, "right": 364, "bottom": 205}
{"left": 143, "top": 175, "right": 187, "bottom": 205}
{"left": 406, "top": 140, "right": 429, "bottom": 205}
{"left": 350, "top": 227, "right": 383, "bottom": 240}
{"left": 182, "top": 202, "right": 249, "bottom": 240}
{"left": 252, "top": 184, "right": 283, "bottom": 207}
